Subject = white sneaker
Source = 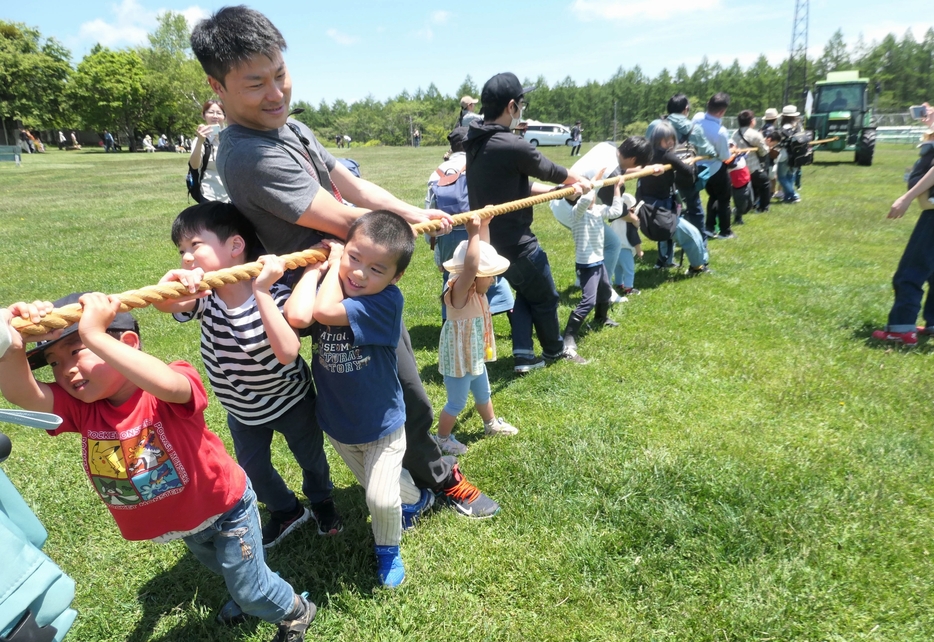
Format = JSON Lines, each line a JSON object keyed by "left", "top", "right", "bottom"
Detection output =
{"left": 434, "top": 433, "right": 468, "bottom": 455}
{"left": 483, "top": 417, "right": 519, "bottom": 436}
{"left": 608, "top": 290, "right": 628, "bottom": 305}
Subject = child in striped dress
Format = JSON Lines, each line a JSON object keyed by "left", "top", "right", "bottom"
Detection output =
{"left": 434, "top": 215, "right": 518, "bottom": 455}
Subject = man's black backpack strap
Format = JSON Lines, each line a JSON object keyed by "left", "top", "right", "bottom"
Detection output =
{"left": 286, "top": 121, "right": 340, "bottom": 200}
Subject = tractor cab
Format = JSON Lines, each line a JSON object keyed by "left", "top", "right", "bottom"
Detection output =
{"left": 806, "top": 71, "right": 876, "bottom": 165}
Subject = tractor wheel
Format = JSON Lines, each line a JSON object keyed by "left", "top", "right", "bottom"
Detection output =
{"left": 855, "top": 128, "right": 876, "bottom": 166}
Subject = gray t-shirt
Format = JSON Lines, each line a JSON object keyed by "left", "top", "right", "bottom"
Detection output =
{"left": 216, "top": 119, "right": 338, "bottom": 254}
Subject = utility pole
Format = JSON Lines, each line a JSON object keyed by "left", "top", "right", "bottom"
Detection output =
{"left": 784, "top": 0, "right": 810, "bottom": 106}
{"left": 613, "top": 100, "right": 618, "bottom": 143}
{"left": 408, "top": 114, "right": 413, "bottom": 147}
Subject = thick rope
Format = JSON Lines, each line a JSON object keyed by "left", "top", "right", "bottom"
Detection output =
{"left": 12, "top": 248, "right": 328, "bottom": 336}
{"left": 13, "top": 150, "right": 754, "bottom": 337}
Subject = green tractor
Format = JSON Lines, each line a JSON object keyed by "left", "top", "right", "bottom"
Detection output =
{"left": 806, "top": 71, "right": 876, "bottom": 166}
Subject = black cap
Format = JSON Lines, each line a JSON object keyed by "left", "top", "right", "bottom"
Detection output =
{"left": 480, "top": 72, "right": 536, "bottom": 106}
{"left": 447, "top": 126, "right": 469, "bottom": 149}
{"left": 26, "top": 292, "right": 139, "bottom": 370}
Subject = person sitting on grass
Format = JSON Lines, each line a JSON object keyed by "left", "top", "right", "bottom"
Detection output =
{"left": 560, "top": 170, "right": 629, "bottom": 361}
{"left": 289, "top": 210, "right": 435, "bottom": 588}
{"left": 0, "top": 295, "right": 317, "bottom": 641}
{"left": 434, "top": 214, "right": 518, "bottom": 455}
{"left": 152, "top": 202, "right": 342, "bottom": 563}
{"left": 872, "top": 108, "right": 934, "bottom": 346}
{"left": 618, "top": 131, "right": 709, "bottom": 275}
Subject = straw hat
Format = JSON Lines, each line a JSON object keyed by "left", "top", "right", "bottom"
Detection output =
{"left": 763, "top": 107, "right": 779, "bottom": 121}
{"left": 443, "top": 240, "right": 510, "bottom": 277}
{"left": 781, "top": 105, "right": 800, "bottom": 118}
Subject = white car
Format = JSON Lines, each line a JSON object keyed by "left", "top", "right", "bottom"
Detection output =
{"left": 521, "top": 120, "right": 573, "bottom": 147}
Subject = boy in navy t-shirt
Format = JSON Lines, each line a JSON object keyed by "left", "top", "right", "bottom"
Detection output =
{"left": 289, "top": 210, "right": 430, "bottom": 588}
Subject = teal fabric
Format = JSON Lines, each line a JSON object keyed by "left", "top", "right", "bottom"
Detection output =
{"left": 0, "top": 469, "right": 76, "bottom": 641}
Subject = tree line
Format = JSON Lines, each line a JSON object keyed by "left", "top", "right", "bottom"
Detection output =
{"left": 3, "top": 15, "right": 934, "bottom": 150}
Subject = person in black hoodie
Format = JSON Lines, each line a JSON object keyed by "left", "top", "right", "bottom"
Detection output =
{"left": 464, "top": 72, "right": 591, "bottom": 373}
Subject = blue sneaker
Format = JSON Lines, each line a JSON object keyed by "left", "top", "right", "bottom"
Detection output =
{"left": 216, "top": 599, "right": 246, "bottom": 625}
{"left": 375, "top": 545, "right": 405, "bottom": 588}
{"left": 402, "top": 488, "right": 435, "bottom": 530}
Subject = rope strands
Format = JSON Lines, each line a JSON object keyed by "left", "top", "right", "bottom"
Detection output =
{"left": 12, "top": 247, "right": 329, "bottom": 336}
{"left": 11, "top": 150, "right": 755, "bottom": 337}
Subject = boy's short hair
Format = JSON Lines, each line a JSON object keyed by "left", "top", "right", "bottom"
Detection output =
{"left": 190, "top": 5, "right": 287, "bottom": 86}
{"left": 346, "top": 210, "right": 415, "bottom": 276}
{"left": 171, "top": 201, "right": 261, "bottom": 261}
{"left": 618, "top": 136, "right": 653, "bottom": 167}
{"left": 666, "top": 93, "right": 690, "bottom": 115}
{"left": 737, "top": 109, "right": 754, "bottom": 127}
{"left": 765, "top": 130, "right": 784, "bottom": 142}
{"left": 707, "top": 92, "right": 731, "bottom": 114}
{"left": 26, "top": 292, "right": 140, "bottom": 370}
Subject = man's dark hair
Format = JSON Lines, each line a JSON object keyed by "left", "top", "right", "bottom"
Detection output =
{"left": 481, "top": 95, "right": 516, "bottom": 122}
{"left": 190, "top": 5, "right": 287, "bottom": 86}
{"left": 346, "top": 210, "right": 415, "bottom": 276}
{"left": 707, "top": 92, "right": 731, "bottom": 114}
{"left": 737, "top": 109, "right": 754, "bottom": 127}
{"left": 618, "top": 136, "right": 652, "bottom": 167}
{"left": 667, "top": 93, "right": 690, "bottom": 115}
{"left": 171, "top": 201, "right": 261, "bottom": 261}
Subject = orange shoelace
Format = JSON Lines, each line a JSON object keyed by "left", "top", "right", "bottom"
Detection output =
{"left": 444, "top": 476, "right": 481, "bottom": 504}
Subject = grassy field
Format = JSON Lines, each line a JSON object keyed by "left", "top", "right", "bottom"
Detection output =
{"left": 0, "top": 143, "right": 932, "bottom": 641}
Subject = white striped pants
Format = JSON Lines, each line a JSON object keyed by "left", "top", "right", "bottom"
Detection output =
{"left": 327, "top": 425, "right": 422, "bottom": 546}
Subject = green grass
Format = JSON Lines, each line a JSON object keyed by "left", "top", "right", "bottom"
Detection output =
{"left": 1, "top": 143, "right": 933, "bottom": 641}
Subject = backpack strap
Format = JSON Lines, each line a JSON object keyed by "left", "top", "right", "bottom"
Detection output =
{"left": 285, "top": 121, "right": 344, "bottom": 203}
{"left": 436, "top": 166, "right": 465, "bottom": 187}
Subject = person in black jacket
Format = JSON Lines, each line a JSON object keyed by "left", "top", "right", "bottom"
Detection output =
{"left": 464, "top": 72, "right": 591, "bottom": 373}
{"left": 618, "top": 128, "right": 709, "bottom": 275}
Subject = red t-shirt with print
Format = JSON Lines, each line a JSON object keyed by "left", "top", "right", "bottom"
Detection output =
{"left": 48, "top": 361, "right": 245, "bottom": 541}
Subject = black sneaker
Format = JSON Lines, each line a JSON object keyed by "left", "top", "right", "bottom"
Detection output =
{"left": 513, "top": 354, "right": 545, "bottom": 374}
{"left": 273, "top": 593, "right": 316, "bottom": 642}
{"left": 310, "top": 498, "right": 343, "bottom": 536}
{"left": 438, "top": 464, "right": 499, "bottom": 518}
{"left": 262, "top": 503, "right": 311, "bottom": 549}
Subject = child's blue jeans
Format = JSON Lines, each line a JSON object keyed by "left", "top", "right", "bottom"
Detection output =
{"left": 183, "top": 481, "right": 295, "bottom": 623}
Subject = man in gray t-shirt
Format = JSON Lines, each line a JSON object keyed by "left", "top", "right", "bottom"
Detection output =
{"left": 192, "top": 6, "right": 500, "bottom": 520}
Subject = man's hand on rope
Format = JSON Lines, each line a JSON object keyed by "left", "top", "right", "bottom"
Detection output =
{"left": 418, "top": 209, "right": 455, "bottom": 237}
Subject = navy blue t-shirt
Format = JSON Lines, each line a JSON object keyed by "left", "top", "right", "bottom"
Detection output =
{"left": 311, "top": 285, "right": 404, "bottom": 445}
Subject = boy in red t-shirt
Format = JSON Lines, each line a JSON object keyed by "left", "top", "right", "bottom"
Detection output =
{"left": 0, "top": 293, "right": 316, "bottom": 641}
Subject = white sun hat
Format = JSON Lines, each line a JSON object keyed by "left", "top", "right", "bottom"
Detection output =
{"left": 443, "top": 240, "right": 511, "bottom": 277}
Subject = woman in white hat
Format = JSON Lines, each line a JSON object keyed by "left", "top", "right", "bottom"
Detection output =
{"left": 434, "top": 215, "right": 518, "bottom": 455}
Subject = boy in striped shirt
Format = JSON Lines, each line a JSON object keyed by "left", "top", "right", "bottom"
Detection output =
{"left": 154, "top": 202, "right": 341, "bottom": 553}
{"left": 562, "top": 173, "right": 634, "bottom": 360}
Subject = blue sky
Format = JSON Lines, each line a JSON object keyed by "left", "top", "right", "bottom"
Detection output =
{"left": 3, "top": 0, "right": 929, "bottom": 106}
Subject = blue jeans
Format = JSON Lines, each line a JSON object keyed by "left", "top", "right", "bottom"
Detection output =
{"left": 673, "top": 217, "right": 708, "bottom": 268}
{"left": 436, "top": 227, "right": 514, "bottom": 319}
{"left": 227, "top": 386, "right": 332, "bottom": 514}
{"left": 603, "top": 224, "right": 623, "bottom": 286}
{"left": 442, "top": 368, "right": 491, "bottom": 416}
{"left": 777, "top": 161, "right": 799, "bottom": 201}
{"left": 183, "top": 482, "right": 295, "bottom": 623}
{"left": 887, "top": 210, "right": 934, "bottom": 331}
{"left": 500, "top": 241, "right": 563, "bottom": 358}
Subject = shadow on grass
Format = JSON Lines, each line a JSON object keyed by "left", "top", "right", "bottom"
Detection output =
{"left": 127, "top": 485, "right": 379, "bottom": 642}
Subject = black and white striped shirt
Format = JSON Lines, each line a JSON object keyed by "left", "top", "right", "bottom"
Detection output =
{"left": 174, "top": 284, "right": 311, "bottom": 425}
